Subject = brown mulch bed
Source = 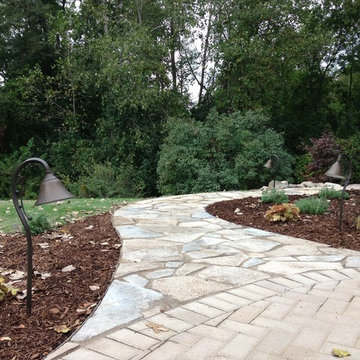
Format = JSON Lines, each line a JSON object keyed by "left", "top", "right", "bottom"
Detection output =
{"left": 206, "top": 190, "right": 360, "bottom": 251}
{"left": 0, "top": 213, "right": 121, "bottom": 360}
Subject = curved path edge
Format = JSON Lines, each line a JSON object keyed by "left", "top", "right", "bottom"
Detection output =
{"left": 47, "top": 186, "right": 360, "bottom": 360}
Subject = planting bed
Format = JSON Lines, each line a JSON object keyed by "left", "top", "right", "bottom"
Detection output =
{"left": 0, "top": 213, "right": 121, "bottom": 360}
{"left": 207, "top": 190, "right": 360, "bottom": 251}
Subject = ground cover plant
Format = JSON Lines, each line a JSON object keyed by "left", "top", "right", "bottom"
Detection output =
{"left": 318, "top": 187, "right": 349, "bottom": 200}
{"left": 261, "top": 189, "right": 289, "bottom": 204}
{"left": 206, "top": 190, "right": 360, "bottom": 251}
{"left": 264, "top": 203, "right": 300, "bottom": 222}
{"left": 295, "top": 196, "right": 329, "bottom": 215}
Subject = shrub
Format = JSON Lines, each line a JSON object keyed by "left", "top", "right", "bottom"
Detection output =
{"left": 157, "top": 110, "right": 293, "bottom": 195}
{"left": 295, "top": 196, "right": 329, "bottom": 215}
{"left": 318, "top": 188, "right": 349, "bottom": 200}
{"left": 264, "top": 203, "right": 300, "bottom": 222}
{"left": 261, "top": 189, "right": 289, "bottom": 204}
{"left": 28, "top": 214, "right": 52, "bottom": 235}
{"left": 305, "top": 131, "right": 340, "bottom": 181}
{"left": 0, "top": 139, "right": 39, "bottom": 199}
{"left": 293, "top": 154, "right": 312, "bottom": 183}
{"left": 338, "top": 132, "right": 360, "bottom": 184}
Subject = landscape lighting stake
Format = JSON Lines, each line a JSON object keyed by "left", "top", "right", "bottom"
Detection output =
{"left": 11, "top": 157, "right": 73, "bottom": 315}
{"left": 264, "top": 154, "right": 280, "bottom": 189}
{"left": 325, "top": 154, "right": 352, "bottom": 231}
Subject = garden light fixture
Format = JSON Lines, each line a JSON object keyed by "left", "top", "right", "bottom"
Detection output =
{"left": 11, "top": 157, "right": 73, "bottom": 315}
{"left": 325, "top": 154, "right": 352, "bottom": 231}
{"left": 264, "top": 154, "right": 280, "bottom": 189}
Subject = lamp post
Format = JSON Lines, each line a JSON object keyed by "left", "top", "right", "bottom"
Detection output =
{"left": 11, "top": 157, "right": 73, "bottom": 315}
{"left": 325, "top": 154, "right": 352, "bottom": 231}
{"left": 264, "top": 154, "right": 280, "bottom": 189}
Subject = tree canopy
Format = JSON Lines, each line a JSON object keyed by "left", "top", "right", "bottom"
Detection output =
{"left": 1, "top": 0, "right": 359, "bottom": 197}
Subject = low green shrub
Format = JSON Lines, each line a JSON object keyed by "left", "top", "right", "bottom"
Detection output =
{"left": 318, "top": 188, "right": 349, "bottom": 200}
{"left": 295, "top": 196, "right": 329, "bottom": 215}
{"left": 28, "top": 214, "right": 52, "bottom": 235}
{"left": 264, "top": 203, "right": 300, "bottom": 222}
{"left": 261, "top": 189, "right": 289, "bottom": 204}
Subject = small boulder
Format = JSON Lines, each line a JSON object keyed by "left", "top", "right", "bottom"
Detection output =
{"left": 268, "top": 180, "right": 288, "bottom": 189}
{"left": 323, "top": 182, "right": 342, "bottom": 190}
{"left": 300, "top": 181, "right": 315, "bottom": 188}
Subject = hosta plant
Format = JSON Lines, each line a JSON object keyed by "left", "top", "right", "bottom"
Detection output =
{"left": 265, "top": 203, "right": 300, "bottom": 222}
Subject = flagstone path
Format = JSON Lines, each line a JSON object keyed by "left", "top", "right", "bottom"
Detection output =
{"left": 47, "top": 186, "right": 360, "bottom": 360}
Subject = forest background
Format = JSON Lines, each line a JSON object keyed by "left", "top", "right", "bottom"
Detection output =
{"left": 0, "top": 0, "right": 359, "bottom": 199}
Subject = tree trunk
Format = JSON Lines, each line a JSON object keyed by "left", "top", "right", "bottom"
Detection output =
{"left": 199, "top": 8, "right": 213, "bottom": 102}
{"left": 101, "top": 0, "right": 109, "bottom": 35}
{"left": 170, "top": 19, "right": 177, "bottom": 92}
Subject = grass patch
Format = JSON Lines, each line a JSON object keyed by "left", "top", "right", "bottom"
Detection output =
{"left": 261, "top": 189, "right": 289, "bottom": 204}
{"left": 318, "top": 187, "right": 349, "bottom": 200}
{"left": 295, "top": 196, "right": 329, "bottom": 215}
{"left": 0, "top": 197, "right": 138, "bottom": 234}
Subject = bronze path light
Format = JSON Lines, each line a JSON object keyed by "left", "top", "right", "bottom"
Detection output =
{"left": 325, "top": 154, "right": 352, "bottom": 231}
{"left": 264, "top": 154, "right": 280, "bottom": 189}
{"left": 11, "top": 157, "right": 73, "bottom": 315}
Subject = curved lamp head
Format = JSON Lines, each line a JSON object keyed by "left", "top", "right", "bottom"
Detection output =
{"left": 35, "top": 172, "right": 73, "bottom": 205}
{"left": 264, "top": 158, "right": 273, "bottom": 169}
{"left": 325, "top": 155, "right": 344, "bottom": 180}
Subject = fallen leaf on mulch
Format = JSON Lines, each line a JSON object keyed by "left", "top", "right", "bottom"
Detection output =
{"left": 49, "top": 307, "right": 60, "bottom": 315}
{"left": 54, "top": 325, "right": 71, "bottom": 334}
{"left": 332, "top": 348, "right": 351, "bottom": 357}
{"left": 61, "top": 265, "right": 75, "bottom": 272}
{"left": 0, "top": 337, "right": 11, "bottom": 341}
{"left": 146, "top": 322, "right": 169, "bottom": 333}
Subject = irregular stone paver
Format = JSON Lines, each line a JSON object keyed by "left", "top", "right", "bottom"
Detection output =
{"left": 47, "top": 187, "right": 360, "bottom": 360}
{"left": 71, "top": 280, "right": 162, "bottom": 342}
{"left": 151, "top": 276, "right": 232, "bottom": 302}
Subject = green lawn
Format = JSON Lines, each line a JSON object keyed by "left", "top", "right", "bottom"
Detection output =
{"left": 0, "top": 198, "right": 138, "bottom": 234}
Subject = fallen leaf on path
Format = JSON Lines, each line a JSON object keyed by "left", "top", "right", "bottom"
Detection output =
{"left": 145, "top": 322, "right": 169, "bottom": 333}
{"left": 332, "top": 348, "right": 351, "bottom": 357}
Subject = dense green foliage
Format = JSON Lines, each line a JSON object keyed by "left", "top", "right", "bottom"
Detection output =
{"left": 157, "top": 111, "right": 293, "bottom": 194}
{"left": 295, "top": 196, "right": 329, "bottom": 215}
{"left": 261, "top": 189, "right": 289, "bottom": 204}
{"left": 1, "top": 0, "right": 360, "bottom": 198}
